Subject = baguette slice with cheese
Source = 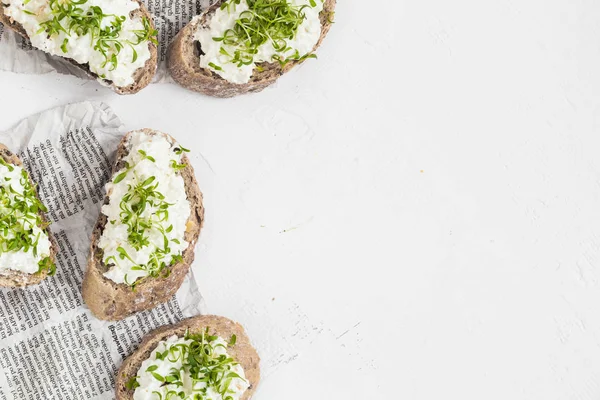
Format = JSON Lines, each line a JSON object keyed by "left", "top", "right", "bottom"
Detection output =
{"left": 0, "top": 0, "right": 158, "bottom": 94}
{"left": 168, "top": 0, "right": 336, "bottom": 98}
{"left": 116, "top": 315, "right": 260, "bottom": 400}
{"left": 0, "top": 144, "right": 57, "bottom": 287}
{"left": 82, "top": 129, "right": 204, "bottom": 320}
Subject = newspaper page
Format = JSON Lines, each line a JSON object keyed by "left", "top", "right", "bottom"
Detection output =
{"left": 0, "top": 101, "right": 205, "bottom": 400}
{"left": 0, "top": 0, "right": 216, "bottom": 82}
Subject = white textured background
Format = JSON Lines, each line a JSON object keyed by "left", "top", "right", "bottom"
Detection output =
{"left": 2, "top": 0, "right": 600, "bottom": 398}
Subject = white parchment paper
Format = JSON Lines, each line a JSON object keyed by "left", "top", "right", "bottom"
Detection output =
{"left": 0, "top": 0, "right": 216, "bottom": 82}
{"left": 0, "top": 101, "right": 205, "bottom": 400}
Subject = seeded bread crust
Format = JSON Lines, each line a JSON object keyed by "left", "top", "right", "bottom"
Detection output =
{"left": 81, "top": 129, "right": 204, "bottom": 321}
{"left": 167, "top": 0, "right": 336, "bottom": 98}
{"left": 0, "top": 143, "right": 58, "bottom": 287}
{"left": 0, "top": 0, "right": 158, "bottom": 94}
{"left": 116, "top": 315, "right": 260, "bottom": 400}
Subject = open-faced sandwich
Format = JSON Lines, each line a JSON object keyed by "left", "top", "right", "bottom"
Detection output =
{"left": 116, "top": 315, "right": 260, "bottom": 400}
{"left": 168, "top": 0, "right": 336, "bottom": 98}
{"left": 0, "top": 143, "right": 57, "bottom": 287}
{"left": 82, "top": 129, "right": 204, "bottom": 320}
{"left": 0, "top": 0, "right": 158, "bottom": 94}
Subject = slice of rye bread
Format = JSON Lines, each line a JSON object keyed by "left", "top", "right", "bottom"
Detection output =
{"left": 0, "top": 143, "right": 58, "bottom": 287}
{"left": 0, "top": 0, "right": 157, "bottom": 95}
{"left": 115, "top": 315, "right": 261, "bottom": 400}
{"left": 82, "top": 129, "right": 204, "bottom": 321}
{"left": 167, "top": 0, "right": 336, "bottom": 98}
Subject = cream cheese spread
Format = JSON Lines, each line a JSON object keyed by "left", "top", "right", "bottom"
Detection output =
{"left": 194, "top": 0, "right": 324, "bottom": 84}
{"left": 99, "top": 132, "right": 191, "bottom": 285}
{"left": 0, "top": 158, "right": 52, "bottom": 274}
{"left": 133, "top": 334, "right": 249, "bottom": 400}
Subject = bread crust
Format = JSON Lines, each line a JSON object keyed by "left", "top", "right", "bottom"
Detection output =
{"left": 167, "top": 0, "right": 336, "bottom": 98}
{"left": 82, "top": 129, "right": 204, "bottom": 321}
{"left": 0, "top": 143, "right": 58, "bottom": 287}
{"left": 115, "top": 315, "right": 260, "bottom": 400}
{"left": 0, "top": 0, "right": 158, "bottom": 94}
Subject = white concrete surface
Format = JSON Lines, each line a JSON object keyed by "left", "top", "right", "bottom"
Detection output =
{"left": 2, "top": 0, "right": 600, "bottom": 398}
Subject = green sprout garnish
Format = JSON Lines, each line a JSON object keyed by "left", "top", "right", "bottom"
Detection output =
{"left": 170, "top": 160, "right": 186, "bottom": 172}
{"left": 125, "top": 375, "right": 140, "bottom": 390}
{"left": 131, "top": 330, "right": 243, "bottom": 397}
{"left": 34, "top": 0, "right": 157, "bottom": 73}
{"left": 174, "top": 146, "right": 190, "bottom": 155}
{"left": 326, "top": 10, "right": 335, "bottom": 23}
{"left": 208, "top": 62, "right": 223, "bottom": 71}
{"left": 0, "top": 158, "right": 56, "bottom": 276}
{"left": 212, "top": 0, "right": 321, "bottom": 71}
{"left": 138, "top": 150, "right": 156, "bottom": 162}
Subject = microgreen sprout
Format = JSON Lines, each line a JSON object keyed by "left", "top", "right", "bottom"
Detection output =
{"left": 126, "top": 376, "right": 140, "bottom": 390}
{"left": 208, "top": 62, "right": 223, "bottom": 71}
{"left": 170, "top": 160, "right": 186, "bottom": 172}
{"left": 174, "top": 146, "right": 190, "bottom": 155}
{"left": 138, "top": 150, "right": 156, "bottom": 162}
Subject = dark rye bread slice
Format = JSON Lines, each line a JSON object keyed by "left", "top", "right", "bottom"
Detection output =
{"left": 82, "top": 129, "right": 204, "bottom": 321}
{"left": 116, "top": 315, "right": 261, "bottom": 400}
{"left": 167, "top": 0, "right": 336, "bottom": 98}
{"left": 0, "top": 0, "right": 157, "bottom": 94}
{"left": 0, "top": 143, "right": 58, "bottom": 287}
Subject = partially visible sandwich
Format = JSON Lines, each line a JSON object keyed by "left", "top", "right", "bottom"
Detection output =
{"left": 0, "top": 143, "right": 57, "bottom": 287}
{"left": 116, "top": 315, "right": 260, "bottom": 400}
{"left": 0, "top": 0, "right": 158, "bottom": 94}
{"left": 82, "top": 129, "right": 204, "bottom": 321}
{"left": 168, "top": 0, "right": 336, "bottom": 97}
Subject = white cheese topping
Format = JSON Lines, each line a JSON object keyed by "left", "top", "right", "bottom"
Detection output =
{"left": 1, "top": 0, "right": 153, "bottom": 87}
{"left": 134, "top": 334, "right": 249, "bottom": 400}
{"left": 194, "top": 0, "right": 324, "bottom": 84}
{"left": 0, "top": 160, "right": 52, "bottom": 274}
{"left": 99, "top": 132, "right": 191, "bottom": 285}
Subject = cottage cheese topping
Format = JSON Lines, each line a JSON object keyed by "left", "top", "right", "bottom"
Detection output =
{"left": 99, "top": 132, "right": 191, "bottom": 285}
{"left": 1, "top": 0, "right": 153, "bottom": 87}
{"left": 194, "top": 0, "right": 324, "bottom": 84}
{"left": 134, "top": 334, "right": 249, "bottom": 400}
{"left": 0, "top": 159, "right": 52, "bottom": 274}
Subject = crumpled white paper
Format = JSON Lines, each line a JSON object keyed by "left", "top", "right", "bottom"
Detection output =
{"left": 0, "top": 101, "right": 205, "bottom": 400}
{"left": 0, "top": 0, "right": 215, "bottom": 83}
